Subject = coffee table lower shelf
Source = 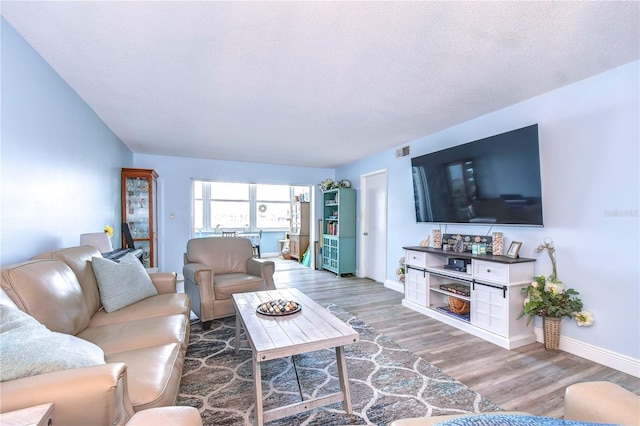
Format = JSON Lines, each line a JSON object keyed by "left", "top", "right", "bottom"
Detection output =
{"left": 260, "top": 349, "right": 349, "bottom": 423}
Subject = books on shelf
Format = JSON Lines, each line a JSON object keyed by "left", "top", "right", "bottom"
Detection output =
{"left": 326, "top": 221, "right": 338, "bottom": 236}
{"left": 439, "top": 283, "right": 470, "bottom": 297}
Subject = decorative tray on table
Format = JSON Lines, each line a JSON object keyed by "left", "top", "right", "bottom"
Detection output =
{"left": 256, "top": 299, "right": 301, "bottom": 316}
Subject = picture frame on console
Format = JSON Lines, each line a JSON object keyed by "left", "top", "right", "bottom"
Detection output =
{"left": 506, "top": 241, "right": 522, "bottom": 258}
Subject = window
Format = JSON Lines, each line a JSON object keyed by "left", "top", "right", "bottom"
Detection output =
{"left": 192, "top": 181, "right": 309, "bottom": 235}
{"left": 256, "top": 184, "right": 290, "bottom": 229}
{"left": 209, "top": 182, "right": 250, "bottom": 229}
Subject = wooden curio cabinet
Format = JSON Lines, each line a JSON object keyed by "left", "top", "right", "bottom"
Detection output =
{"left": 121, "top": 168, "right": 158, "bottom": 268}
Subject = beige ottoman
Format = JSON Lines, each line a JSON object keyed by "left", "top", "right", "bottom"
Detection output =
{"left": 126, "top": 407, "right": 202, "bottom": 426}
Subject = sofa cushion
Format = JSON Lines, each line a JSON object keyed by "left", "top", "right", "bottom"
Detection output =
{"left": 78, "top": 314, "right": 189, "bottom": 355}
{"left": 33, "top": 246, "right": 103, "bottom": 318}
{"left": 0, "top": 259, "right": 91, "bottom": 334}
{"left": 89, "top": 293, "right": 191, "bottom": 327}
{"left": 92, "top": 254, "right": 158, "bottom": 313}
{"left": 0, "top": 304, "right": 105, "bottom": 381}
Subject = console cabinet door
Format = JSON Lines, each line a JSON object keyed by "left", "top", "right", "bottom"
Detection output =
{"left": 405, "top": 266, "right": 428, "bottom": 307}
{"left": 471, "top": 282, "right": 507, "bottom": 336}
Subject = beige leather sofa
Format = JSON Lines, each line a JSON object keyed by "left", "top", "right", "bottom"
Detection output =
{"left": 0, "top": 246, "right": 195, "bottom": 426}
{"left": 390, "top": 381, "right": 639, "bottom": 425}
{"left": 183, "top": 237, "right": 275, "bottom": 329}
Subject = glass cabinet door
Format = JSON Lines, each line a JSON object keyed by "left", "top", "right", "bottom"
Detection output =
{"left": 122, "top": 168, "right": 158, "bottom": 268}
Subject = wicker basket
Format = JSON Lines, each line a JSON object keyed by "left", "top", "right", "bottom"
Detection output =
{"left": 543, "top": 317, "right": 561, "bottom": 350}
{"left": 447, "top": 296, "right": 470, "bottom": 315}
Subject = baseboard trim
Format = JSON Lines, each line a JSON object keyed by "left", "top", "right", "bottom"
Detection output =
{"left": 384, "top": 279, "right": 404, "bottom": 293}
{"left": 533, "top": 327, "right": 640, "bottom": 378}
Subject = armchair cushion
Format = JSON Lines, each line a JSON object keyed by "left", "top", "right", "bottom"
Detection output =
{"left": 92, "top": 254, "right": 158, "bottom": 313}
{"left": 1, "top": 304, "right": 105, "bottom": 381}
{"left": 185, "top": 237, "right": 254, "bottom": 273}
{"left": 214, "top": 272, "right": 266, "bottom": 300}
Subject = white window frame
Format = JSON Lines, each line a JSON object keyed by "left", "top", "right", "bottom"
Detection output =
{"left": 192, "top": 180, "right": 308, "bottom": 236}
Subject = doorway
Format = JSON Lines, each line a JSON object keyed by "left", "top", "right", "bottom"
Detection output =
{"left": 359, "top": 169, "right": 388, "bottom": 283}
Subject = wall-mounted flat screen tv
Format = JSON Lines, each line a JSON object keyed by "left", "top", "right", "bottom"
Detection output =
{"left": 411, "top": 124, "right": 543, "bottom": 226}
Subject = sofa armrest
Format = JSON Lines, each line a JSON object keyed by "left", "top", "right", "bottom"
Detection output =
{"left": 149, "top": 272, "right": 177, "bottom": 294}
{"left": 0, "top": 363, "right": 134, "bottom": 426}
{"left": 564, "top": 381, "right": 639, "bottom": 425}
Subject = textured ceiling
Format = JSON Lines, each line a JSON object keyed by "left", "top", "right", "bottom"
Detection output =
{"left": 2, "top": 1, "right": 638, "bottom": 168}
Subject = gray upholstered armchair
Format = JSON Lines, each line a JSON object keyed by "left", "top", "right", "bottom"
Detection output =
{"left": 183, "top": 237, "right": 275, "bottom": 329}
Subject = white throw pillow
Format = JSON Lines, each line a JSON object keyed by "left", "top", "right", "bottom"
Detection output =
{"left": 92, "top": 253, "right": 158, "bottom": 313}
{"left": 0, "top": 304, "right": 105, "bottom": 382}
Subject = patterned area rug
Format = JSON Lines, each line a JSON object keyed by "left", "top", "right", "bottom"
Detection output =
{"left": 178, "top": 304, "right": 502, "bottom": 425}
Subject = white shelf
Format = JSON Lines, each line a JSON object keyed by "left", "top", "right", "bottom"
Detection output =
{"left": 430, "top": 287, "right": 470, "bottom": 301}
{"left": 424, "top": 266, "right": 471, "bottom": 281}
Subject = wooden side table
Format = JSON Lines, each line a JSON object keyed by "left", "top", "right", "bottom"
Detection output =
{"left": 0, "top": 403, "right": 54, "bottom": 426}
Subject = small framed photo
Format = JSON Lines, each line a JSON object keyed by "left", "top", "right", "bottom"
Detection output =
{"left": 506, "top": 241, "right": 522, "bottom": 258}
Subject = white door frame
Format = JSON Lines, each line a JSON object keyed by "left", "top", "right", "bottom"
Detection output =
{"left": 358, "top": 169, "right": 388, "bottom": 282}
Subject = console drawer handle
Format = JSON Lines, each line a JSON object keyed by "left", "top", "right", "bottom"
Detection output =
{"left": 486, "top": 269, "right": 491, "bottom": 273}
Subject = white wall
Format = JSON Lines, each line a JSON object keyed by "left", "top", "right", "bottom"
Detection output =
{"left": 338, "top": 61, "right": 639, "bottom": 364}
{"left": 132, "top": 154, "right": 333, "bottom": 275}
{"left": 0, "top": 19, "right": 132, "bottom": 265}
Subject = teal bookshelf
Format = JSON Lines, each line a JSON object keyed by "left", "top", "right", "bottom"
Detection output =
{"left": 321, "top": 188, "right": 356, "bottom": 275}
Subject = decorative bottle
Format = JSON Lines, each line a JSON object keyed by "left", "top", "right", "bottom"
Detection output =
{"left": 492, "top": 232, "right": 504, "bottom": 255}
{"left": 433, "top": 229, "right": 442, "bottom": 249}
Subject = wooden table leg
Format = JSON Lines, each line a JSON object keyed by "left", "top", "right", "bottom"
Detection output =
{"left": 335, "top": 346, "right": 352, "bottom": 414}
{"left": 235, "top": 314, "right": 240, "bottom": 355}
{"left": 253, "top": 356, "right": 264, "bottom": 426}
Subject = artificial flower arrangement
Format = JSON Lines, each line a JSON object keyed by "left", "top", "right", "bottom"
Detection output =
{"left": 518, "top": 238, "right": 594, "bottom": 327}
{"left": 319, "top": 179, "right": 351, "bottom": 191}
{"left": 395, "top": 257, "right": 405, "bottom": 282}
{"left": 104, "top": 225, "right": 114, "bottom": 238}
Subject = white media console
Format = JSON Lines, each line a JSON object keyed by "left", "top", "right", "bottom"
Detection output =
{"left": 402, "top": 246, "right": 536, "bottom": 349}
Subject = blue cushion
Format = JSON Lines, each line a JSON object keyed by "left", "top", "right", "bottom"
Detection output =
{"left": 1, "top": 304, "right": 105, "bottom": 381}
{"left": 92, "top": 253, "right": 157, "bottom": 312}
{"left": 435, "top": 414, "right": 615, "bottom": 426}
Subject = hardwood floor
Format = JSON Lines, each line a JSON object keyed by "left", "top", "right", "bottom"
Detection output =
{"left": 271, "top": 258, "right": 640, "bottom": 419}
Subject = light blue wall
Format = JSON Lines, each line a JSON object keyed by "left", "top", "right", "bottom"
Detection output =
{"left": 0, "top": 19, "right": 132, "bottom": 265}
{"left": 337, "top": 61, "right": 639, "bottom": 359}
{"left": 2, "top": 13, "right": 637, "bottom": 363}
{"left": 132, "top": 154, "right": 333, "bottom": 274}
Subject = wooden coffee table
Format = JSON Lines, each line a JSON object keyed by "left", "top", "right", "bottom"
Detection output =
{"left": 232, "top": 288, "right": 359, "bottom": 426}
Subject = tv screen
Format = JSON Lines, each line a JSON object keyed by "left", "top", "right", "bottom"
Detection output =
{"left": 411, "top": 124, "right": 543, "bottom": 226}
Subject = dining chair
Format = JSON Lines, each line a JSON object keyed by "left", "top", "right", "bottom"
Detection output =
{"left": 252, "top": 229, "right": 263, "bottom": 258}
